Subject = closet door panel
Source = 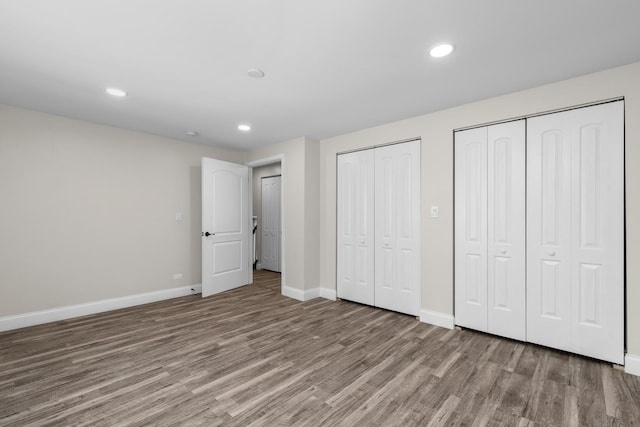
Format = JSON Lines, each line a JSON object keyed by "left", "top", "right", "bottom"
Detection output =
{"left": 487, "top": 120, "right": 526, "bottom": 340}
{"left": 454, "top": 127, "right": 488, "bottom": 331}
{"left": 375, "top": 141, "right": 421, "bottom": 316}
{"left": 337, "top": 150, "right": 375, "bottom": 305}
{"left": 527, "top": 101, "right": 624, "bottom": 364}
{"left": 527, "top": 116, "right": 573, "bottom": 352}
{"left": 569, "top": 102, "right": 624, "bottom": 364}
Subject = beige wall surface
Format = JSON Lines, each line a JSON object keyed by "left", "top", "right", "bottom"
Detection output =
{"left": 0, "top": 105, "right": 241, "bottom": 317}
{"left": 244, "top": 137, "right": 308, "bottom": 292}
{"left": 252, "top": 163, "right": 282, "bottom": 266}
{"left": 319, "top": 62, "right": 640, "bottom": 355}
{"left": 303, "top": 138, "right": 320, "bottom": 291}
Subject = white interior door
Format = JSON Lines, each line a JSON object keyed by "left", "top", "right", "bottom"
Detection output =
{"left": 337, "top": 150, "right": 375, "bottom": 305}
{"left": 527, "top": 101, "right": 624, "bottom": 364}
{"left": 374, "top": 141, "right": 421, "bottom": 316}
{"left": 261, "top": 176, "right": 281, "bottom": 272}
{"left": 487, "top": 121, "right": 526, "bottom": 340}
{"left": 202, "top": 157, "right": 250, "bottom": 298}
{"left": 454, "top": 127, "right": 488, "bottom": 331}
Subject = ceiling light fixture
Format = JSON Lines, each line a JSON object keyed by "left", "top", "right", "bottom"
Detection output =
{"left": 185, "top": 131, "right": 198, "bottom": 137}
{"left": 247, "top": 69, "right": 265, "bottom": 78}
{"left": 238, "top": 124, "right": 251, "bottom": 132}
{"left": 105, "top": 87, "right": 127, "bottom": 97}
{"left": 429, "top": 43, "right": 455, "bottom": 58}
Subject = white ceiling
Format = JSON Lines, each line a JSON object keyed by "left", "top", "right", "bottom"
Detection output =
{"left": 1, "top": 1, "right": 640, "bottom": 151}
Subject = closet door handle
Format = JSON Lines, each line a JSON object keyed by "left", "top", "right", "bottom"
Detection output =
{"left": 549, "top": 251, "right": 556, "bottom": 257}
{"left": 500, "top": 249, "right": 507, "bottom": 254}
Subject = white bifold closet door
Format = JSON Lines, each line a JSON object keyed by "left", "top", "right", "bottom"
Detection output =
{"left": 374, "top": 141, "right": 421, "bottom": 316}
{"left": 337, "top": 149, "right": 375, "bottom": 305}
{"left": 454, "top": 120, "right": 526, "bottom": 340}
{"left": 336, "top": 141, "right": 421, "bottom": 316}
{"left": 527, "top": 101, "right": 624, "bottom": 364}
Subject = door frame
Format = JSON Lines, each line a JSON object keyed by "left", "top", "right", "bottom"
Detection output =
{"left": 246, "top": 155, "right": 286, "bottom": 292}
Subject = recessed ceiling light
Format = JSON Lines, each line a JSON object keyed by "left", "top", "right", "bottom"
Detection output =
{"left": 185, "top": 131, "right": 198, "bottom": 137}
{"left": 429, "top": 43, "right": 455, "bottom": 58}
{"left": 247, "top": 69, "right": 265, "bottom": 78}
{"left": 105, "top": 87, "right": 127, "bottom": 97}
{"left": 238, "top": 124, "right": 251, "bottom": 132}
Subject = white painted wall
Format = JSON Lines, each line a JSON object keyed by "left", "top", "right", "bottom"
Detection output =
{"left": 319, "top": 61, "right": 640, "bottom": 356}
{"left": 0, "top": 105, "right": 242, "bottom": 317}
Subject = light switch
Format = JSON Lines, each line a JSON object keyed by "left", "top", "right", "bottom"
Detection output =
{"left": 175, "top": 212, "right": 183, "bottom": 222}
{"left": 431, "top": 206, "right": 439, "bottom": 218}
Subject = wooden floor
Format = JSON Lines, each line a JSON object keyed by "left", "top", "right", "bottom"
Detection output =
{"left": 1, "top": 270, "right": 639, "bottom": 426}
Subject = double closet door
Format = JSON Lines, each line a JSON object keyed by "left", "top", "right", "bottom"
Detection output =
{"left": 337, "top": 141, "right": 421, "bottom": 316}
{"left": 455, "top": 101, "right": 624, "bottom": 364}
{"left": 454, "top": 120, "right": 526, "bottom": 341}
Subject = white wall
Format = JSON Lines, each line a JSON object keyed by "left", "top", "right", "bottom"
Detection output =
{"left": 0, "top": 105, "right": 242, "bottom": 317}
{"left": 252, "top": 163, "right": 281, "bottom": 267}
{"left": 319, "top": 61, "right": 640, "bottom": 355}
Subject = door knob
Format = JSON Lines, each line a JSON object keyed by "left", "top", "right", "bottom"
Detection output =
{"left": 549, "top": 251, "right": 556, "bottom": 256}
{"left": 204, "top": 231, "right": 215, "bottom": 237}
{"left": 500, "top": 249, "right": 506, "bottom": 254}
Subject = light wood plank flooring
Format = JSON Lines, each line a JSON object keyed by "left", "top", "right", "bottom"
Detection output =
{"left": 1, "top": 270, "right": 639, "bottom": 426}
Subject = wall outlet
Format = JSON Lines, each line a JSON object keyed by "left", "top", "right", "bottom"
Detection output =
{"left": 431, "top": 206, "right": 439, "bottom": 218}
{"left": 173, "top": 273, "right": 183, "bottom": 280}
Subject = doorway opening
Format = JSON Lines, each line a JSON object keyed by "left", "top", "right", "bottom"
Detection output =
{"left": 246, "top": 155, "right": 285, "bottom": 294}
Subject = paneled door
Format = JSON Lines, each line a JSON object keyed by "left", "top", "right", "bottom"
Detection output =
{"left": 527, "top": 101, "right": 624, "bottom": 364}
{"left": 201, "top": 157, "right": 250, "bottom": 298}
{"left": 454, "top": 127, "right": 488, "bottom": 332}
{"left": 454, "top": 121, "right": 525, "bottom": 340}
{"left": 261, "top": 176, "right": 281, "bottom": 272}
{"left": 487, "top": 121, "right": 526, "bottom": 340}
{"left": 337, "top": 149, "right": 375, "bottom": 305}
{"left": 374, "top": 141, "right": 421, "bottom": 316}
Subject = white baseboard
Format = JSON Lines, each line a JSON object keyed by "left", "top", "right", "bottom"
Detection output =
{"left": 625, "top": 354, "right": 640, "bottom": 377}
{"left": 319, "top": 288, "right": 337, "bottom": 301}
{"left": 0, "top": 284, "right": 202, "bottom": 333}
{"left": 419, "top": 309, "right": 455, "bottom": 329}
{"left": 281, "top": 286, "right": 320, "bottom": 302}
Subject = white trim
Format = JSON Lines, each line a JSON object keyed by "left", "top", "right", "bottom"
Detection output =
{"left": 256, "top": 263, "right": 262, "bottom": 270}
{"left": 245, "top": 155, "right": 283, "bottom": 168}
{"left": 419, "top": 309, "right": 455, "bottom": 329}
{"left": 625, "top": 354, "right": 640, "bottom": 377}
{"left": 0, "top": 284, "right": 202, "bottom": 333}
{"left": 281, "top": 286, "right": 320, "bottom": 302}
{"left": 319, "top": 288, "right": 337, "bottom": 301}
